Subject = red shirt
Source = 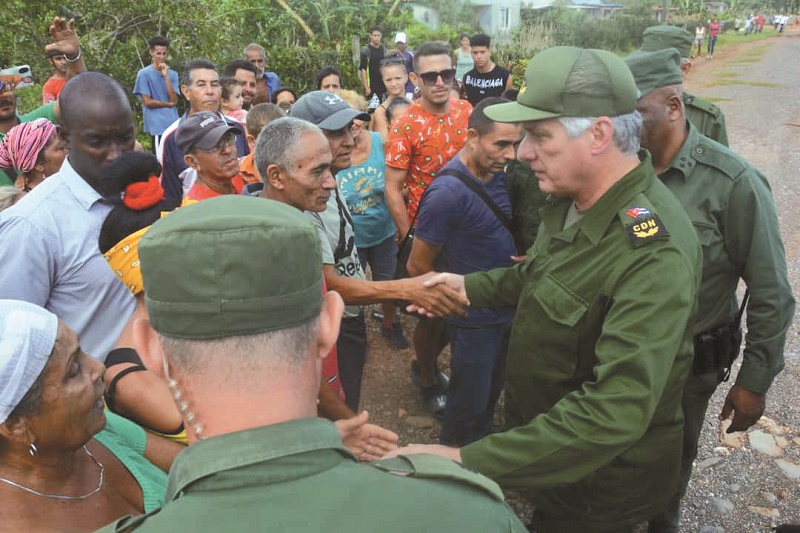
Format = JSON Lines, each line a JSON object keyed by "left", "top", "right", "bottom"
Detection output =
{"left": 42, "top": 76, "right": 66, "bottom": 104}
{"left": 385, "top": 99, "right": 472, "bottom": 220}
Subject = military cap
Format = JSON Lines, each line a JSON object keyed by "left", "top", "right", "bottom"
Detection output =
{"left": 485, "top": 46, "right": 637, "bottom": 123}
{"left": 625, "top": 48, "right": 683, "bottom": 98}
{"left": 139, "top": 195, "right": 323, "bottom": 340}
{"left": 641, "top": 25, "right": 694, "bottom": 59}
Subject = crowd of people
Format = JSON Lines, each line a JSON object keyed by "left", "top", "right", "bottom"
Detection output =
{"left": 0, "top": 15, "right": 795, "bottom": 533}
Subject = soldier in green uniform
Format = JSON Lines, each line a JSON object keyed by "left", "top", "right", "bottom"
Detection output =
{"left": 625, "top": 49, "right": 795, "bottom": 533}
{"left": 385, "top": 47, "right": 703, "bottom": 533}
{"left": 98, "top": 195, "right": 526, "bottom": 533}
{"left": 636, "top": 25, "right": 729, "bottom": 146}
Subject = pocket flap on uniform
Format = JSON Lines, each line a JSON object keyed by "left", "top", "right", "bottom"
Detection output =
{"left": 534, "top": 274, "right": 589, "bottom": 328}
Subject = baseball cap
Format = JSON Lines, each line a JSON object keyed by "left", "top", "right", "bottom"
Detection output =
{"left": 290, "top": 91, "right": 370, "bottom": 131}
{"left": 176, "top": 111, "right": 242, "bottom": 154}
{"left": 139, "top": 195, "right": 323, "bottom": 340}
{"left": 484, "top": 46, "right": 638, "bottom": 123}
{"left": 625, "top": 49, "right": 683, "bottom": 98}
{"left": 640, "top": 26, "right": 694, "bottom": 59}
{"left": 395, "top": 32, "right": 408, "bottom": 44}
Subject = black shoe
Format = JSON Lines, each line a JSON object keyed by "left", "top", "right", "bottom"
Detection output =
{"left": 381, "top": 322, "right": 410, "bottom": 349}
{"left": 410, "top": 360, "right": 450, "bottom": 391}
{"left": 420, "top": 384, "right": 446, "bottom": 419}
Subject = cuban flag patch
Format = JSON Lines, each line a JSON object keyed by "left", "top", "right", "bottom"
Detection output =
{"left": 626, "top": 207, "right": 651, "bottom": 219}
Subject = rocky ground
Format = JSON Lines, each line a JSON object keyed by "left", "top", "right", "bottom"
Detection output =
{"left": 358, "top": 27, "right": 800, "bottom": 532}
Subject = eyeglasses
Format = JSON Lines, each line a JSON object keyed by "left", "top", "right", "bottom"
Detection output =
{"left": 199, "top": 135, "right": 236, "bottom": 155}
{"left": 417, "top": 68, "right": 456, "bottom": 86}
{"left": 278, "top": 102, "right": 293, "bottom": 112}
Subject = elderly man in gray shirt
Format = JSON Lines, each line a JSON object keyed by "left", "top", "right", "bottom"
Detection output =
{"left": 0, "top": 73, "right": 135, "bottom": 361}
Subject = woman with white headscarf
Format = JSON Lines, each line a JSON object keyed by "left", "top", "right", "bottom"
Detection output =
{"left": 0, "top": 300, "right": 178, "bottom": 531}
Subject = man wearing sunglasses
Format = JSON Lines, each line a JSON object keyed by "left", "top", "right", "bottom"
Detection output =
{"left": 385, "top": 42, "right": 473, "bottom": 416}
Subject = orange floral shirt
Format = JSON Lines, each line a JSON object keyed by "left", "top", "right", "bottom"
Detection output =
{"left": 385, "top": 99, "right": 472, "bottom": 219}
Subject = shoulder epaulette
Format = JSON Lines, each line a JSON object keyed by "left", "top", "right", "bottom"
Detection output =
{"left": 690, "top": 138, "right": 748, "bottom": 180}
{"left": 684, "top": 92, "right": 722, "bottom": 118}
{"left": 370, "top": 454, "right": 504, "bottom": 501}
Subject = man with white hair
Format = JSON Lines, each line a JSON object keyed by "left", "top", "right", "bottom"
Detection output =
{"left": 243, "top": 43, "right": 281, "bottom": 105}
{"left": 385, "top": 46, "right": 703, "bottom": 532}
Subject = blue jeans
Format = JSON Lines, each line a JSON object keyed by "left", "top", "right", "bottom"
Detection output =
{"left": 357, "top": 235, "right": 397, "bottom": 282}
{"left": 708, "top": 35, "right": 717, "bottom": 55}
{"left": 440, "top": 322, "right": 512, "bottom": 446}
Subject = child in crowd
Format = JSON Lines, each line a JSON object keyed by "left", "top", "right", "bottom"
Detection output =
{"left": 220, "top": 76, "right": 247, "bottom": 123}
{"left": 371, "top": 54, "right": 409, "bottom": 143}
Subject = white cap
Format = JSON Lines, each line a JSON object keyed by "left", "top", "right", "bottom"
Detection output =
{"left": 0, "top": 300, "right": 58, "bottom": 423}
{"left": 395, "top": 32, "right": 408, "bottom": 44}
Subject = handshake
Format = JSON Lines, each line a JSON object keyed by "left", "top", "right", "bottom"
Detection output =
{"left": 399, "top": 272, "right": 468, "bottom": 318}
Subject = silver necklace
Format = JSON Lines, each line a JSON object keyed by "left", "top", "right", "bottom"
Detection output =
{"left": 0, "top": 445, "right": 105, "bottom": 500}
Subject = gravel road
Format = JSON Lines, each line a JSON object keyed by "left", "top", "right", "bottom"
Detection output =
{"left": 358, "top": 28, "right": 800, "bottom": 532}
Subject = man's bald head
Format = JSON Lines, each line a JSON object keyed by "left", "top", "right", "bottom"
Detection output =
{"left": 58, "top": 72, "right": 136, "bottom": 194}
{"left": 59, "top": 72, "right": 130, "bottom": 129}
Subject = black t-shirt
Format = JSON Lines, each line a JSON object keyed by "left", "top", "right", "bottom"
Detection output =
{"left": 360, "top": 44, "right": 386, "bottom": 95}
{"left": 462, "top": 65, "right": 511, "bottom": 106}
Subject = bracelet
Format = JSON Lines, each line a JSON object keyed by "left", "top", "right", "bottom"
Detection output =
{"left": 64, "top": 47, "right": 82, "bottom": 63}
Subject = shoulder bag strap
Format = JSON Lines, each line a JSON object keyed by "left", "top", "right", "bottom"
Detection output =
{"left": 437, "top": 168, "right": 513, "bottom": 234}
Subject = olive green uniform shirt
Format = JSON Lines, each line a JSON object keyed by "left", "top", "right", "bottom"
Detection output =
{"left": 684, "top": 92, "right": 728, "bottom": 147}
{"left": 659, "top": 122, "right": 794, "bottom": 393}
{"left": 100, "top": 418, "right": 526, "bottom": 532}
{"left": 460, "top": 154, "right": 703, "bottom": 525}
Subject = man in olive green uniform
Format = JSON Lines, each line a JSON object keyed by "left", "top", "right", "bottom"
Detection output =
{"left": 625, "top": 49, "right": 795, "bottom": 533}
{"left": 636, "top": 25, "right": 729, "bottom": 146}
{"left": 99, "top": 196, "right": 526, "bottom": 532}
{"left": 385, "top": 47, "right": 703, "bottom": 532}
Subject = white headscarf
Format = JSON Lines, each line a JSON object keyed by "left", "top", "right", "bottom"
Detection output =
{"left": 0, "top": 300, "right": 58, "bottom": 423}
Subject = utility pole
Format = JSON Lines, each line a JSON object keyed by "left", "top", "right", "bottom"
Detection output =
{"left": 663, "top": 0, "right": 670, "bottom": 23}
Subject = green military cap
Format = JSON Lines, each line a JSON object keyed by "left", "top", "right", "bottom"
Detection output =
{"left": 139, "top": 195, "right": 323, "bottom": 340}
{"left": 641, "top": 25, "right": 694, "bottom": 59}
{"left": 485, "top": 46, "right": 637, "bottom": 123}
{"left": 624, "top": 48, "right": 683, "bottom": 98}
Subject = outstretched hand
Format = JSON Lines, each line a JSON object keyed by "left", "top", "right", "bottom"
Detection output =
{"left": 46, "top": 17, "right": 80, "bottom": 57}
{"left": 336, "top": 411, "right": 399, "bottom": 462}
{"left": 719, "top": 384, "right": 765, "bottom": 433}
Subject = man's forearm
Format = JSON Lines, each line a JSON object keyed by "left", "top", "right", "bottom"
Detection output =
{"left": 325, "top": 268, "right": 411, "bottom": 305}
{"left": 164, "top": 73, "right": 177, "bottom": 103}
{"left": 360, "top": 69, "right": 370, "bottom": 92}
{"left": 385, "top": 181, "right": 410, "bottom": 238}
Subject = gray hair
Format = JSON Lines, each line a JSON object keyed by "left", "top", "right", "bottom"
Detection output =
{"left": 254, "top": 117, "right": 325, "bottom": 181}
{"left": 243, "top": 43, "right": 266, "bottom": 59}
{"left": 158, "top": 316, "right": 320, "bottom": 376}
{"left": 557, "top": 110, "right": 642, "bottom": 156}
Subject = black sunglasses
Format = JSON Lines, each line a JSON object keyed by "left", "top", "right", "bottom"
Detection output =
{"left": 418, "top": 68, "right": 456, "bottom": 87}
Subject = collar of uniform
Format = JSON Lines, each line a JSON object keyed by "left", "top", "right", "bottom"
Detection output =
{"left": 60, "top": 157, "right": 105, "bottom": 211}
{"left": 662, "top": 121, "right": 701, "bottom": 181}
{"left": 542, "top": 151, "right": 654, "bottom": 246}
{"left": 165, "top": 418, "right": 352, "bottom": 501}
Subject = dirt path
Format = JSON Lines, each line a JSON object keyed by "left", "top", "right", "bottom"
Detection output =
{"left": 359, "top": 28, "right": 800, "bottom": 531}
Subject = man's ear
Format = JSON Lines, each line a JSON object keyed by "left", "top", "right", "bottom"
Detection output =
{"left": 266, "top": 164, "right": 284, "bottom": 190}
{"left": 589, "top": 117, "right": 614, "bottom": 155}
{"left": 409, "top": 72, "right": 421, "bottom": 89}
{"left": 133, "top": 317, "right": 167, "bottom": 378}
{"left": 316, "top": 292, "right": 343, "bottom": 361}
{"left": 667, "top": 93, "right": 684, "bottom": 121}
{"left": 56, "top": 124, "right": 69, "bottom": 147}
{"left": 246, "top": 134, "right": 257, "bottom": 151}
{"left": 184, "top": 153, "right": 199, "bottom": 172}
{"left": 180, "top": 84, "right": 191, "bottom": 102}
